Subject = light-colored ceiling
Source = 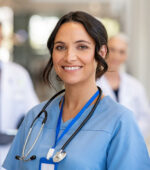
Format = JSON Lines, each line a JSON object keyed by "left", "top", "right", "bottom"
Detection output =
{"left": 0, "top": 0, "right": 126, "bottom": 18}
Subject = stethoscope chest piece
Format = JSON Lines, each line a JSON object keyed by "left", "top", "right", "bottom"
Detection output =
{"left": 53, "top": 150, "right": 67, "bottom": 163}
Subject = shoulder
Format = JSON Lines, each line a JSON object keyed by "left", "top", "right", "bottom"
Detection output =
{"left": 105, "top": 97, "right": 150, "bottom": 169}
{"left": 122, "top": 72, "right": 145, "bottom": 90}
{"left": 101, "top": 95, "right": 133, "bottom": 115}
{"left": 93, "top": 96, "right": 136, "bottom": 133}
{"left": 24, "top": 95, "right": 62, "bottom": 124}
{"left": 96, "top": 75, "right": 108, "bottom": 86}
{"left": 8, "top": 62, "right": 29, "bottom": 75}
{"left": 3, "top": 61, "right": 30, "bottom": 79}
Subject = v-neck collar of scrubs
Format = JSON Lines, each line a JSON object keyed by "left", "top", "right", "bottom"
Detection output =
{"left": 54, "top": 89, "right": 99, "bottom": 148}
{"left": 46, "top": 94, "right": 108, "bottom": 152}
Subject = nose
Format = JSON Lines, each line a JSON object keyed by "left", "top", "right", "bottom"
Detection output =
{"left": 65, "top": 47, "right": 77, "bottom": 62}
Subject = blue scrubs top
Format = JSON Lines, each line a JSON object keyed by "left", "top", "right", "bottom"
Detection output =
{"left": 3, "top": 96, "right": 150, "bottom": 170}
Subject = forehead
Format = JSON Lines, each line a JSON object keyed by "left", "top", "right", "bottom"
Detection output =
{"left": 54, "top": 21, "right": 94, "bottom": 43}
{"left": 108, "top": 37, "right": 128, "bottom": 49}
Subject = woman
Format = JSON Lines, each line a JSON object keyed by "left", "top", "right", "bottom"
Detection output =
{"left": 3, "top": 11, "right": 150, "bottom": 170}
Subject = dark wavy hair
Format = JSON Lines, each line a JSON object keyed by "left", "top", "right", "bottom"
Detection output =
{"left": 43, "top": 11, "right": 108, "bottom": 84}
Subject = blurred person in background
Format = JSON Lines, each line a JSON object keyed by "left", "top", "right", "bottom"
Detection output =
{"left": 96, "top": 33, "right": 150, "bottom": 141}
{"left": 0, "top": 22, "right": 39, "bottom": 169}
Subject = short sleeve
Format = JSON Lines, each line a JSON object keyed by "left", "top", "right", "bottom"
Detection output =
{"left": 107, "top": 110, "right": 150, "bottom": 170}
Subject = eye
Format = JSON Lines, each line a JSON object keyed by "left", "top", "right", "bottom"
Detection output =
{"left": 109, "top": 48, "right": 115, "bottom": 53}
{"left": 55, "top": 45, "right": 66, "bottom": 51}
{"left": 77, "top": 45, "right": 89, "bottom": 50}
{"left": 119, "top": 50, "right": 126, "bottom": 55}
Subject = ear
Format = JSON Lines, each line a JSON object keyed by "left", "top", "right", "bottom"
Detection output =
{"left": 98, "top": 45, "right": 107, "bottom": 59}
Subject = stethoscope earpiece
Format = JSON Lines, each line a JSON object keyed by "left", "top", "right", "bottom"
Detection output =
{"left": 15, "top": 155, "right": 21, "bottom": 160}
{"left": 15, "top": 155, "right": 36, "bottom": 161}
{"left": 30, "top": 155, "right": 36, "bottom": 160}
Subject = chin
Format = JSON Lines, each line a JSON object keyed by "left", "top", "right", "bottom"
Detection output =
{"left": 61, "top": 77, "right": 83, "bottom": 86}
{"left": 63, "top": 80, "right": 80, "bottom": 86}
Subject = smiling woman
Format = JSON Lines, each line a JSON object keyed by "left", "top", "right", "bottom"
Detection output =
{"left": 52, "top": 22, "right": 97, "bottom": 86}
{"left": 3, "top": 11, "right": 150, "bottom": 170}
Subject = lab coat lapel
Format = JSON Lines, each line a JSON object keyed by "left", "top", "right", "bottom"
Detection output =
{"left": 97, "top": 76, "right": 117, "bottom": 101}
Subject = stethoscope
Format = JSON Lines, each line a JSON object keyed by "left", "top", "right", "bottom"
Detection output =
{"left": 15, "top": 87, "right": 102, "bottom": 162}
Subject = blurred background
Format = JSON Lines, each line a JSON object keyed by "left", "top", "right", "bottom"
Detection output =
{"left": 0, "top": 0, "right": 149, "bottom": 102}
{"left": 0, "top": 0, "right": 150, "bottom": 168}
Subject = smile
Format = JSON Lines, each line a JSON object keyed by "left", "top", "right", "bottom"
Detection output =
{"left": 63, "top": 66, "right": 82, "bottom": 70}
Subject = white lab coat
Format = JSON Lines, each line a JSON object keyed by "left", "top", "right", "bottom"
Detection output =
{"left": 0, "top": 61, "right": 39, "bottom": 169}
{"left": 96, "top": 72, "right": 150, "bottom": 138}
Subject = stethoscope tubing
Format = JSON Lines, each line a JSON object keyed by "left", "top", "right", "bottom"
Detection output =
{"left": 61, "top": 87, "right": 101, "bottom": 150}
{"left": 22, "top": 124, "right": 45, "bottom": 159}
{"left": 16, "top": 89, "right": 65, "bottom": 161}
{"left": 15, "top": 87, "right": 101, "bottom": 161}
{"left": 30, "top": 89, "right": 65, "bottom": 127}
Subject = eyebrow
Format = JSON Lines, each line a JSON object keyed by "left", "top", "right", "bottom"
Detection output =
{"left": 54, "top": 41, "right": 65, "bottom": 45}
{"left": 54, "top": 40, "right": 91, "bottom": 45}
{"left": 75, "top": 40, "right": 91, "bottom": 44}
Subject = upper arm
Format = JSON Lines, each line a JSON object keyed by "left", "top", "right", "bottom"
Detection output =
{"left": 107, "top": 111, "right": 150, "bottom": 170}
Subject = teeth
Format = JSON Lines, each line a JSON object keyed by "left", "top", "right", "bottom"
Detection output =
{"left": 63, "top": 66, "right": 81, "bottom": 70}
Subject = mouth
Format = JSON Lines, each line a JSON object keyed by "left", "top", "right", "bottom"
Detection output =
{"left": 62, "top": 66, "right": 82, "bottom": 71}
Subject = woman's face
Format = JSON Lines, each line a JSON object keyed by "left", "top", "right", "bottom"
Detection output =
{"left": 52, "top": 22, "right": 97, "bottom": 86}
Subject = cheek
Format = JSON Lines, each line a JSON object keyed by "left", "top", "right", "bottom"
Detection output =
{"left": 121, "top": 55, "right": 127, "bottom": 62}
{"left": 85, "top": 51, "right": 95, "bottom": 63}
{"left": 108, "top": 55, "right": 121, "bottom": 63}
{"left": 52, "top": 53, "right": 61, "bottom": 67}
{"left": 52, "top": 55, "right": 60, "bottom": 75}
{"left": 86, "top": 56, "right": 97, "bottom": 71}
{"left": 115, "top": 56, "right": 126, "bottom": 65}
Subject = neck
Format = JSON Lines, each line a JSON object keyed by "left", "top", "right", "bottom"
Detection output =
{"left": 62, "top": 82, "right": 98, "bottom": 122}
{"left": 65, "top": 83, "right": 98, "bottom": 107}
{"left": 105, "top": 70, "right": 119, "bottom": 78}
{"left": 105, "top": 71, "right": 120, "bottom": 90}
